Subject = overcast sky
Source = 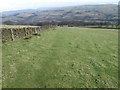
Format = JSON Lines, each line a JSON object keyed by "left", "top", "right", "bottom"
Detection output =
{"left": 0, "top": 0, "right": 119, "bottom": 11}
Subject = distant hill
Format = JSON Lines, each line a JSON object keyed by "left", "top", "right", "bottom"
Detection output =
{"left": 2, "top": 9, "right": 35, "bottom": 15}
{"left": 2, "top": 7, "right": 58, "bottom": 15}
{"left": 1, "top": 4, "right": 118, "bottom": 25}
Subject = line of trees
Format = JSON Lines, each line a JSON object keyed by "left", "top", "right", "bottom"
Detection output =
{"left": 36, "top": 21, "right": 117, "bottom": 27}
{"left": 3, "top": 20, "right": 118, "bottom": 28}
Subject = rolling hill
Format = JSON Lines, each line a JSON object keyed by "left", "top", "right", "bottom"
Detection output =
{"left": 1, "top": 4, "right": 118, "bottom": 25}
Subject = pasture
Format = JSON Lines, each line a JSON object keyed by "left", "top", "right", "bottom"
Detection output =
{"left": 2, "top": 27, "right": 118, "bottom": 88}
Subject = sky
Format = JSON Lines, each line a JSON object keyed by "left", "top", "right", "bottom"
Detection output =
{"left": 0, "top": 0, "right": 119, "bottom": 11}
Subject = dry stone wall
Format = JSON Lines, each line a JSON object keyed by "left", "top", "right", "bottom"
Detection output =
{"left": 2, "top": 25, "right": 56, "bottom": 42}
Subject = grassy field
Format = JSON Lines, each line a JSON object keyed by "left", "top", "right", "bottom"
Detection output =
{"left": 2, "top": 27, "right": 118, "bottom": 88}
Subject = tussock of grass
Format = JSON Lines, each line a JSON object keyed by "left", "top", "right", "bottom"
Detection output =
{"left": 24, "top": 36, "right": 33, "bottom": 39}
{"left": 33, "top": 33, "right": 41, "bottom": 36}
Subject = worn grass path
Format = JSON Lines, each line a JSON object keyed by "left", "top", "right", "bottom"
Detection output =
{"left": 2, "top": 27, "right": 118, "bottom": 88}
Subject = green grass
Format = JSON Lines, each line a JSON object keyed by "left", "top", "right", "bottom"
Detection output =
{"left": 2, "top": 27, "right": 118, "bottom": 88}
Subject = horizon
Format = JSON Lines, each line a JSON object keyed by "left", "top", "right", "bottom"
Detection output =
{"left": 1, "top": 3, "right": 118, "bottom": 12}
{"left": 1, "top": 0, "right": 119, "bottom": 12}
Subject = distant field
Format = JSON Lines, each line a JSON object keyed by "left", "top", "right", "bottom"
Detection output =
{"left": 2, "top": 27, "right": 118, "bottom": 88}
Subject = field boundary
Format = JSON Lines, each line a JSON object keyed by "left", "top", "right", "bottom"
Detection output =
{"left": 2, "top": 25, "right": 56, "bottom": 42}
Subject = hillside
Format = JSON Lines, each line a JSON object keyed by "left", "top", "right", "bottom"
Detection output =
{"left": 1, "top": 4, "right": 118, "bottom": 25}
